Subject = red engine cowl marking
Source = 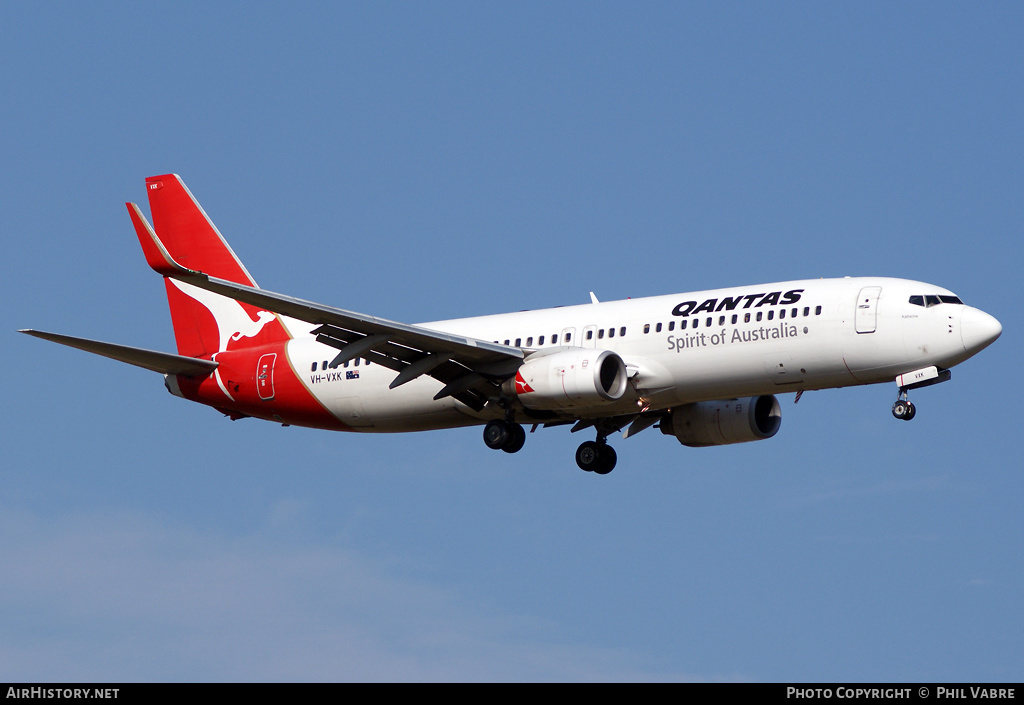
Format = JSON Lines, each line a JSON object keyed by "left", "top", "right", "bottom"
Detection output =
{"left": 514, "top": 370, "right": 535, "bottom": 395}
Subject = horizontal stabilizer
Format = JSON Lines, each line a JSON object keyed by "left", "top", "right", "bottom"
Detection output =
{"left": 19, "top": 330, "right": 218, "bottom": 376}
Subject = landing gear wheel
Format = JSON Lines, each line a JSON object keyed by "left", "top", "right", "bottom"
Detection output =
{"left": 892, "top": 386, "right": 917, "bottom": 421}
{"left": 593, "top": 445, "right": 616, "bottom": 475}
{"left": 576, "top": 441, "right": 600, "bottom": 472}
{"left": 483, "top": 420, "right": 510, "bottom": 450}
{"left": 892, "top": 400, "right": 917, "bottom": 421}
{"left": 502, "top": 423, "right": 526, "bottom": 454}
{"left": 576, "top": 441, "right": 617, "bottom": 474}
{"left": 484, "top": 420, "right": 526, "bottom": 453}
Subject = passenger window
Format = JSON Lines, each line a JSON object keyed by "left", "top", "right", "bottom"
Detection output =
{"left": 564, "top": 333, "right": 571, "bottom": 343}
{"left": 312, "top": 362, "right": 318, "bottom": 372}
{"left": 767, "top": 310, "right": 774, "bottom": 320}
{"left": 526, "top": 337, "right": 533, "bottom": 346}
{"left": 756, "top": 312, "right": 763, "bottom": 321}
{"left": 538, "top": 335, "right": 545, "bottom": 345}
{"left": 731, "top": 314, "right": 738, "bottom": 324}
{"left": 608, "top": 328, "right": 615, "bottom": 338}
{"left": 681, "top": 319, "right": 688, "bottom": 330}
{"left": 598, "top": 329, "right": 605, "bottom": 339}
{"left": 719, "top": 315, "right": 725, "bottom": 325}
{"left": 744, "top": 313, "right": 750, "bottom": 323}
{"left": 586, "top": 330, "right": 593, "bottom": 340}
{"left": 780, "top": 309, "right": 786, "bottom": 319}
{"left": 656, "top": 322, "right": 663, "bottom": 333}
{"left": 792, "top": 308, "right": 798, "bottom": 318}
{"left": 706, "top": 317, "right": 712, "bottom": 327}
{"left": 354, "top": 358, "right": 360, "bottom": 367}
{"left": 815, "top": 306, "right": 822, "bottom": 315}
{"left": 643, "top": 324, "right": 650, "bottom": 334}
{"left": 692, "top": 318, "right": 698, "bottom": 329}
{"left": 803, "top": 307, "right": 809, "bottom": 317}
{"left": 620, "top": 327, "right": 626, "bottom": 337}
{"left": 515, "top": 338, "right": 522, "bottom": 347}
{"left": 668, "top": 321, "right": 675, "bottom": 331}
{"left": 323, "top": 361, "right": 328, "bottom": 369}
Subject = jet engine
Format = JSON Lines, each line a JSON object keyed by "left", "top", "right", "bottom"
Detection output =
{"left": 503, "top": 349, "right": 629, "bottom": 411}
{"left": 660, "top": 395, "right": 782, "bottom": 447}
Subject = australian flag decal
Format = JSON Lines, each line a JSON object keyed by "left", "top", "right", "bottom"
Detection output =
{"left": 346, "top": 370, "right": 359, "bottom": 380}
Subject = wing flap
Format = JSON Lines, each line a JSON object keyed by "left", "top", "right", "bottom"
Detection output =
{"left": 132, "top": 218, "right": 523, "bottom": 399}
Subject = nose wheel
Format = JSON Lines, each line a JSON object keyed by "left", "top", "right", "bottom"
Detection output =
{"left": 891, "top": 389, "right": 916, "bottom": 421}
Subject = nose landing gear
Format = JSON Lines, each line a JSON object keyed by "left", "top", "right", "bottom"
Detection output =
{"left": 891, "top": 388, "right": 916, "bottom": 421}
{"left": 891, "top": 367, "right": 952, "bottom": 421}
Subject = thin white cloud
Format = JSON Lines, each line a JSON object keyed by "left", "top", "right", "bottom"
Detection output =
{"left": 0, "top": 507, "right": 704, "bottom": 682}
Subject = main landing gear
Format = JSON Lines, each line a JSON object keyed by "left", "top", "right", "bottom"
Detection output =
{"left": 891, "top": 388, "right": 916, "bottom": 421}
{"left": 483, "top": 419, "right": 526, "bottom": 453}
{"left": 574, "top": 420, "right": 619, "bottom": 474}
{"left": 575, "top": 439, "right": 617, "bottom": 475}
{"left": 481, "top": 407, "right": 618, "bottom": 474}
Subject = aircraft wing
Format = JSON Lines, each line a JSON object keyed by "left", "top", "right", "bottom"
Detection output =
{"left": 129, "top": 203, "right": 522, "bottom": 410}
{"left": 19, "top": 329, "right": 219, "bottom": 376}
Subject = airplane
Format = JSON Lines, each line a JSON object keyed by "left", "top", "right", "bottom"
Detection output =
{"left": 21, "top": 174, "right": 1002, "bottom": 474}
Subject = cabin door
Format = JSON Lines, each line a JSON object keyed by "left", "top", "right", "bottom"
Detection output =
{"left": 855, "top": 286, "right": 881, "bottom": 334}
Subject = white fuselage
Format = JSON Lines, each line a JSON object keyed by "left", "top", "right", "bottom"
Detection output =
{"left": 282, "top": 277, "right": 998, "bottom": 432}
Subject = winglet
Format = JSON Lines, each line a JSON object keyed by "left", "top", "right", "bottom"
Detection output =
{"left": 126, "top": 202, "right": 200, "bottom": 278}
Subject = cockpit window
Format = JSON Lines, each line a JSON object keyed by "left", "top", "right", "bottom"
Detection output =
{"left": 910, "top": 294, "right": 965, "bottom": 307}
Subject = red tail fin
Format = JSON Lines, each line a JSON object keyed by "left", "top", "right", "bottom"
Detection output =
{"left": 129, "top": 174, "right": 291, "bottom": 358}
{"left": 145, "top": 174, "right": 257, "bottom": 286}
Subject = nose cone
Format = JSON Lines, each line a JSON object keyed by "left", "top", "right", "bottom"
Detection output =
{"left": 961, "top": 307, "right": 1002, "bottom": 355}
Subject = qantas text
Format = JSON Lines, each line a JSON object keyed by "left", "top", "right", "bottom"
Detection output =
{"left": 672, "top": 289, "right": 804, "bottom": 317}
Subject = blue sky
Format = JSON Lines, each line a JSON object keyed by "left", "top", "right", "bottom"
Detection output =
{"left": 2, "top": 3, "right": 1021, "bottom": 681}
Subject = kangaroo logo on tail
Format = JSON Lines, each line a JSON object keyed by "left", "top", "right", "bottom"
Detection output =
{"left": 129, "top": 174, "right": 292, "bottom": 358}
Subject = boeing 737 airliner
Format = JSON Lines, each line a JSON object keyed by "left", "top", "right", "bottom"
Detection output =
{"left": 21, "top": 175, "right": 1002, "bottom": 474}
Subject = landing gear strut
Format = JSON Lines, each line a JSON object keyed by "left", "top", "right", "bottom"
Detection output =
{"left": 891, "top": 388, "right": 916, "bottom": 421}
{"left": 483, "top": 419, "right": 526, "bottom": 453}
{"left": 575, "top": 435, "right": 617, "bottom": 475}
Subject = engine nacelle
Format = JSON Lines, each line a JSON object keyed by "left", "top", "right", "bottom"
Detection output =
{"left": 503, "top": 348, "right": 629, "bottom": 411}
{"left": 660, "top": 395, "right": 782, "bottom": 447}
